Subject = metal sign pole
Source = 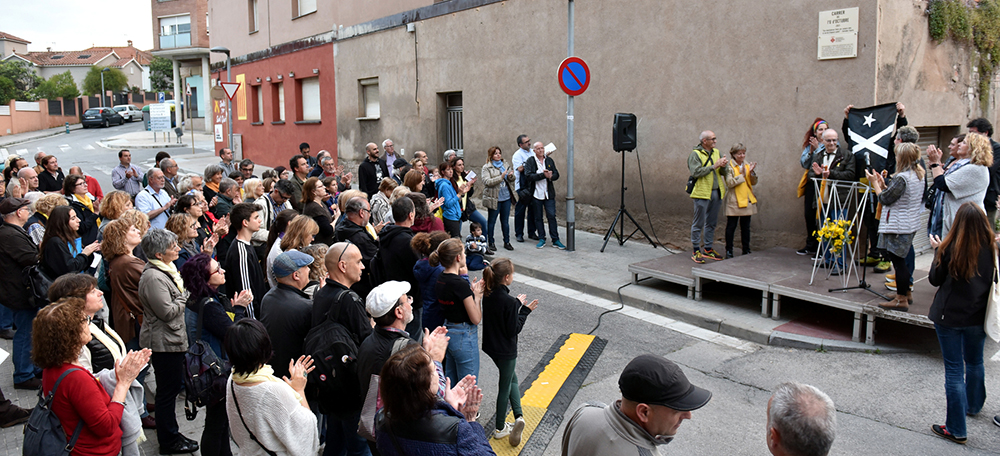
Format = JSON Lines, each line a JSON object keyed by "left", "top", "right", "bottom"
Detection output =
{"left": 565, "top": 0, "right": 576, "bottom": 251}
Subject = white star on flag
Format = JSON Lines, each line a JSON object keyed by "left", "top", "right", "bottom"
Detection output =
{"left": 862, "top": 113, "right": 876, "bottom": 127}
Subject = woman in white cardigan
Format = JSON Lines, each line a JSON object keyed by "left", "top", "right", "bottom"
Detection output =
{"left": 225, "top": 319, "right": 319, "bottom": 456}
{"left": 927, "top": 133, "right": 992, "bottom": 239}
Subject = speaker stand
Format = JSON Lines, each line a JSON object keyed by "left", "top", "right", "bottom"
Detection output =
{"left": 602, "top": 150, "right": 657, "bottom": 252}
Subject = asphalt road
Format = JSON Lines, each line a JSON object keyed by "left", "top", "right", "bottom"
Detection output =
{"left": 0, "top": 130, "right": 998, "bottom": 455}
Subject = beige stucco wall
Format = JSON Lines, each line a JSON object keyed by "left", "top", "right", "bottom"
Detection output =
{"left": 208, "top": 0, "right": 430, "bottom": 62}
{"left": 0, "top": 40, "right": 28, "bottom": 58}
{"left": 334, "top": 0, "right": 984, "bottom": 248}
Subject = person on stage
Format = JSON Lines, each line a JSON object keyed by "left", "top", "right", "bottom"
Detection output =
{"left": 723, "top": 143, "right": 757, "bottom": 258}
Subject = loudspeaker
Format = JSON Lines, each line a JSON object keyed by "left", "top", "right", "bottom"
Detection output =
{"left": 613, "top": 113, "right": 637, "bottom": 152}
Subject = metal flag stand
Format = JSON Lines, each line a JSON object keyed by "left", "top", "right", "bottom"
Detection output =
{"left": 809, "top": 179, "right": 874, "bottom": 294}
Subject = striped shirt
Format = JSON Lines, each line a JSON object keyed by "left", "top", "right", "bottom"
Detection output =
{"left": 223, "top": 238, "right": 268, "bottom": 320}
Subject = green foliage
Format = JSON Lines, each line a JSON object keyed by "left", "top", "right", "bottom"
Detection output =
{"left": 928, "top": 0, "right": 1000, "bottom": 113}
{"left": 0, "top": 60, "right": 42, "bottom": 101}
{"left": 82, "top": 66, "right": 128, "bottom": 96}
{"left": 149, "top": 57, "right": 174, "bottom": 93}
{"left": 33, "top": 71, "right": 80, "bottom": 100}
{"left": 0, "top": 76, "right": 16, "bottom": 105}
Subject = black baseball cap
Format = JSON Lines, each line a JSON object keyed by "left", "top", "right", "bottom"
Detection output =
{"left": 619, "top": 354, "right": 712, "bottom": 412}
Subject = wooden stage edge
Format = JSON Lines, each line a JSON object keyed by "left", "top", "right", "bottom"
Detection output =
{"left": 627, "top": 247, "right": 933, "bottom": 346}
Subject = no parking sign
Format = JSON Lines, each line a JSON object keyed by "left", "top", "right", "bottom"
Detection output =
{"left": 558, "top": 57, "right": 590, "bottom": 96}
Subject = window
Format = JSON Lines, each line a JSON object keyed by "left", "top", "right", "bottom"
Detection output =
{"left": 359, "top": 77, "right": 379, "bottom": 119}
{"left": 294, "top": 0, "right": 316, "bottom": 18}
{"left": 252, "top": 85, "right": 262, "bottom": 123}
{"left": 249, "top": 0, "right": 258, "bottom": 33}
{"left": 300, "top": 77, "right": 320, "bottom": 121}
{"left": 271, "top": 82, "right": 285, "bottom": 123}
{"left": 159, "top": 15, "right": 191, "bottom": 49}
{"left": 444, "top": 92, "right": 463, "bottom": 153}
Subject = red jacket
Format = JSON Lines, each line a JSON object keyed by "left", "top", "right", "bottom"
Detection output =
{"left": 43, "top": 364, "right": 124, "bottom": 456}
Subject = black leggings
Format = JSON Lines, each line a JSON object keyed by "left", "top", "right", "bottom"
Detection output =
{"left": 803, "top": 184, "right": 819, "bottom": 251}
{"left": 725, "top": 216, "right": 751, "bottom": 253}
{"left": 888, "top": 251, "right": 910, "bottom": 296}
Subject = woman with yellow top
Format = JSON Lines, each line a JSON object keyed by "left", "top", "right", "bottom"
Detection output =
{"left": 63, "top": 174, "right": 102, "bottom": 245}
{"left": 724, "top": 143, "right": 758, "bottom": 258}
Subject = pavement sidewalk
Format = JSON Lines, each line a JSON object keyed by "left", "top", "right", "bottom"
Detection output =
{"left": 0, "top": 123, "right": 83, "bottom": 148}
{"left": 98, "top": 130, "right": 216, "bottom": 150}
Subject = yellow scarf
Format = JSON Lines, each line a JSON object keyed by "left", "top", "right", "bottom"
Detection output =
{"left": 149, "top": 259, "right": 185, "bottom": 293}
{"left": 729, "top": 162, "right": 757, "bottom": 208}
{"left": 232, "top": 364, "right": 302, "bottom": 401}
{"left": 74, "top": 194, "right": 101, "bottom": 225}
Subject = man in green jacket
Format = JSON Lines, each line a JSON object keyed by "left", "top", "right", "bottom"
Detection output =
{"left": 688, "top": 131, "right": 729, "bottom": 264}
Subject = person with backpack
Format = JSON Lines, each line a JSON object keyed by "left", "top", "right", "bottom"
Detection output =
{"left": 30, "top": 297, "right": 150, "bottom": 456}
{"left": 180, "top": 253, "right": 251, "bottom": 456}
{"left": 481, "top": 258, "right": 537, "bottom": 446}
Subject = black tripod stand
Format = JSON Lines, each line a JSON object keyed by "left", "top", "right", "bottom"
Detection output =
{"left": 601, "top": 150, "right": 657, "bottom": 252}
{"left": 828, "top": 199, "right": 889, "bottom": 299}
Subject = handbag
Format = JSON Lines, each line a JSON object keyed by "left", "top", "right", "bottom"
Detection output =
{"left": 985, "top": 249, "right": 1000, "bottom": 342}
{"left": 183, "top": 299, "right": 231, "bottom": 416}
{"left": 358, "top": 337, "right": 410, "bottom": 442}
{"left": 23, "top": 264, "right": 54, "bottom": 307}
{"left": 797, "top": 169, "right": 810, "bottom": 198}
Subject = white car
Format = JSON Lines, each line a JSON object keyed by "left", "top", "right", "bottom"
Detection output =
{"left": 113, "top": 104, "right": 141, "bottom": 122}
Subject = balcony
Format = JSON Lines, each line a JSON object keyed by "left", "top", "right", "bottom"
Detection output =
{"left": 159, "top": 32, "right": 191, "bottom": 49}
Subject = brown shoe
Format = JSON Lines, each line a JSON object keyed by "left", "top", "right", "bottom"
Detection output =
{"left": 0, "top": 405, "right": 30, "bottom": 428}
{"left": 879, "top": 295, "right": 909, "bottom": 312}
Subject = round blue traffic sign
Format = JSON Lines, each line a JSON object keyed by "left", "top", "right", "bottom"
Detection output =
{"left": 558, "top": 57, "right": 590, "bottom": 96}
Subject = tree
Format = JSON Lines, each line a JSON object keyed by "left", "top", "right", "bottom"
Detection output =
{"left": 149, "top": 57, "right": 174, "bottom": 92}
{"left": 33, "top": 71, "right": 80, "bottom": 100}
{"left": 82, "top": 66, "right": 128, "bottom": 97}
{"left": 0, "top": 76, "right": 16, "bottom": 105}
{"left": 0, "top": 60, "right": 42, "bottom": 101}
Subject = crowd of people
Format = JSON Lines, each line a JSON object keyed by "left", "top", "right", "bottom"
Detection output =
{"left": 0, "top": 135, "right": 566, "bottom": 455}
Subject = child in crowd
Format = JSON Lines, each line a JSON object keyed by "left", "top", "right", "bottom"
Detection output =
{"left": 724, "top": 143, "right": 758, "bottom": 258}
{"left": 465, "top": 222, "right": 489, "bottom": 270}
{"left": 482, "top": 258, "right": 538, "bottom": 446}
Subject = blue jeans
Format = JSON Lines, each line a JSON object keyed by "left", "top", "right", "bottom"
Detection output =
{"left": 514, "top": 195, "right": 535, "bottom": 238}
{"left": 323, "top": 411, "right": 371, "bottom": 456}
{"left": 487, "top": 199, "right": 512, "bottom": 245}
{"left": 444, "top": 321, "right": 479, "bottom": 386}
{"left": 0, "top": 305, "right": 13, "bottom": 331}
{"left": 935, "top": 323, "right": 987, "bottom": 438}
{"left": 532, "top": 197, "right": 559, "bottom": 241}
{"left": 11, "top": 308, "right": 39, "bottom": 383}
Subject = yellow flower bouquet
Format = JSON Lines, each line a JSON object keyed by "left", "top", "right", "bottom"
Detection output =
{"left": 814, "top": 218, "right": 854, "bottom": 254}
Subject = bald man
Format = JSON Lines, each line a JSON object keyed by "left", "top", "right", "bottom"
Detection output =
{"left": 688, "top": 130, "right": 728, "bottom": 264}
{"left": 358, "top": 142, "right": 389, "bottom": 198}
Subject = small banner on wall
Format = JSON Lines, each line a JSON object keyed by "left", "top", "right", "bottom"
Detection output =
{"left": 215, "top": 124, "right": 224, "bottom": 143}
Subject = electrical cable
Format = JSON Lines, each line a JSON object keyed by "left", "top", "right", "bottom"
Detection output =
{"left": 633, "top": 146, "right": 673, "bottom": 252}
{"left": 586, "top": 277, "right": 653, "bottom": 335}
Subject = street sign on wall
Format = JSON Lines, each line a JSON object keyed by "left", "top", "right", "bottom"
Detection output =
{"left": 558, "top": 57, "right": 590, "bottom": 96}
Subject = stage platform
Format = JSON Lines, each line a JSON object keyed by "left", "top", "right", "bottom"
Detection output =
{"left": 628, "top": 247, "right": 933, "bottom": 345}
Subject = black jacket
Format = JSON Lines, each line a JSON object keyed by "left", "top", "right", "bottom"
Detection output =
{"left": 929, "top": 243, "right": 995, "bottom": 328}
{"left": 260, "top": 283, "right": 314, "bottom": 379}
{"left": 335, "top": 218, "right": 378, "bottom": 297}
{"left": 42, "top": 237, "right": 93, "bottom": 278}
{"left": 303, "top": 201, "right": 335, "bottom": 246}
{"left": 67, "top": 196, "right": 100, "bottom": 245}
{"left": 312, "top": 279, "right": 372, "bottom": 346}
{"left": 987, "top": 138, "right": 1000, "bottom": 211}
{"left": 358, "top": 158, "right": 389, "bottom": 198}
{"left": 356, "top": 326, "right": 415, "bottom": 399}
{"left": 0, "top": 219, "right": 39, "bottom": 310}
{"left": 223, "top": 238, "right": 268, "bottom": 318}
{"left": 523, "top": 156, "right": 560, "bottom": 200}
{"left": 378, "top": 225, "right": 421, "bottom": 309}
{"left": 482, "top": 285, "right": 532, "bottom": 360}
{"left": 38, "top": 170, "right": 65, "bottom": 193}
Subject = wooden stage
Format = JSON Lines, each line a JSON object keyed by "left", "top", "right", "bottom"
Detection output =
{"left": 627, "top": 247, "right": 933, "bottom": 345}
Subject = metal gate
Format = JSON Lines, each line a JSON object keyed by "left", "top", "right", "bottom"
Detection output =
{"left": 63, "top": 98, "right": 76, "bottom": 116}
{"left": 445, "top": 93, "right": 463, "bottom": 155}
{"left": 47, "top": 99, "right": 61, "bottom": 115}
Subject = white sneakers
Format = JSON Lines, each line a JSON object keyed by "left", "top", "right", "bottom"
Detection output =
{"left": 493, "top": 417, "right": 526, "bottom": 446}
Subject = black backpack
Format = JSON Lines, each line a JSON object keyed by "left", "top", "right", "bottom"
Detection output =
{"left": 183, "top": 298, "right": 231, "bottom": 418}
{"left": 302, "top": 290, "right": 362, "bottom": 418}
{"left": 370, "top": 244, "right": 388, "bottom": 286}
{"left": 22, "top": 368, "right": 85, "bottom": 456}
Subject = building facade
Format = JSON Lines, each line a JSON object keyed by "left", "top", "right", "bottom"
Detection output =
{"left": 0, "top": 32, "right": 29, "bottom": 58}
{"left": 151, "top": 0, "right": 213, "bottom": 132}
{"left": 3, "top": 43, "right": 151, "bottom": 95}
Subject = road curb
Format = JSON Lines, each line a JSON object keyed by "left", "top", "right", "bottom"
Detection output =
{"left": 0, "top": 126, "right": 83, "bottom": 148}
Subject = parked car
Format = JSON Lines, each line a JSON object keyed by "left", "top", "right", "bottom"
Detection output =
{"left": 82, "top": 107, "right": 125, "bottom": 128}
{"left": 113, "top": 104, "right": 141, "bottom": 122}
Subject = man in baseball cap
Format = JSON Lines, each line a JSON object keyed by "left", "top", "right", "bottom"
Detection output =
{"left": 561, "top": 354, "right": 712, "bottom": 455}
{"left": 259, "top": 250, "right": 314, "bottom": 379}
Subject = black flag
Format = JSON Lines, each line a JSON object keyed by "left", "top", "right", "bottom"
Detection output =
{"left": 846, "top": 103, "right": 897, "bottom": 169}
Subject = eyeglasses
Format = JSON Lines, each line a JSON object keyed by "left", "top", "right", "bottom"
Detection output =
{"left": 337, "top": 239, "right": 354, "bottom": 263}
{"left": 189, "top": 223, "right": 199, "bottom": 229}
{"left": 242, "top": 168, "right": 253, "bottom": 172}
{"left": 211, "top": 267, "right": 224, "bottom": 276}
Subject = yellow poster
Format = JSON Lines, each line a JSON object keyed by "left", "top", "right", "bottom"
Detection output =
{"left": 236, "top": 74, "right": 247, "bottom": 120}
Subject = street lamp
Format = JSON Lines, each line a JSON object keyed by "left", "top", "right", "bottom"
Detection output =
{"left": 100, "top": 67, "right": 110, "bottom": 107}
{"left": 210, "top": 46, "right": 233, "bottom": 152}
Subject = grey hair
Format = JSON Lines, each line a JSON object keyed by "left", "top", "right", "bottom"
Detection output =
{"left": 443, "top": 150, "right": 456, "bottom": 162}
{"left": 146, "top": 167, "right": 163, "bottom": 181}
{"left": 219, "top": 178, "right": 238, "bottom": 195}
{"left": 700, "top": 131, "right": 713, "bottom": 141}
{"left": 896, "top": 126, "right": 919, "bottom": 144}
{"left": 204, "top": 164, "right": 224, "bottom": 181}
{"left": 176, "top": 175, "right": 193, "bottom": 194}
{"left": 159, "top": 158, "right": 176, "bottom": 171}
{"left": 769, "top": 382, "right": 836, "bottom": 456}
{"left": 141, "top": 228, "right": 178, "bottom": 259}
{"left": 316, "top": 150, "right": 330, "bottom": 162}
{"left": 346, "top": 196, "right": 368, "bottom": 214}
{"left": 16, "top": 168, "right": 33, "bottom": 179}
{"left": 320, "top": 155, "right": 334, "bottom": 166}
{"left": 240, "top": 158, "right": 254, "bottom": 168}
{"left": 6, "top": 180, "right": 21, "bottom": 197}
{"left": 382, "top": 139, "right": 393, "bottom": 148}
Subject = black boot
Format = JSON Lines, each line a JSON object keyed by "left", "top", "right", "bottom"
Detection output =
{"left": 725, "top": 250, "right": 734, "bottom": 259}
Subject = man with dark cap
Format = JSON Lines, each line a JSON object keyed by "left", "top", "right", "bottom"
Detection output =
{"left": 561, "top": 354, "right": 711, "bottom": 455}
